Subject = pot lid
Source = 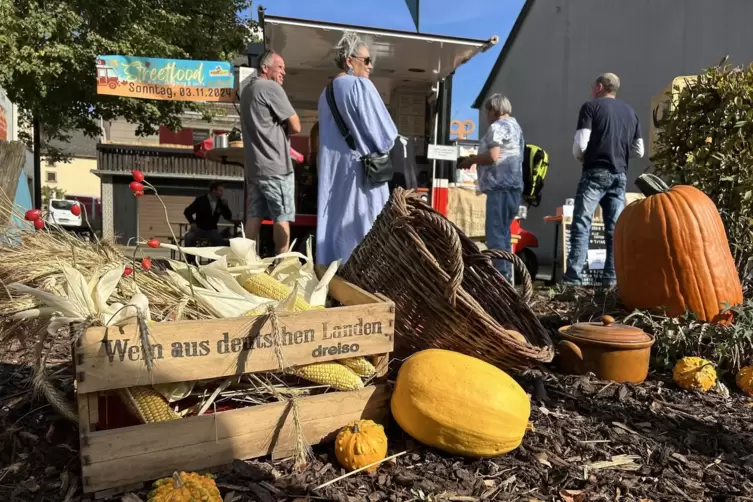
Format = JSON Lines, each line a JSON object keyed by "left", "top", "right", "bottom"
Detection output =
{"left": 558, "top": 315, "right": 653, "bottom": 345}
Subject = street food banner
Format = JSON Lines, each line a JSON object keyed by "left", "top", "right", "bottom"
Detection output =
{"left": 96, "top": 56, "right": 235, "bottom": 102}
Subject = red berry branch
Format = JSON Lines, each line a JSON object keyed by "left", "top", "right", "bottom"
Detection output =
{"left": 129, "top": 170, "right": 196, "bottom": 297}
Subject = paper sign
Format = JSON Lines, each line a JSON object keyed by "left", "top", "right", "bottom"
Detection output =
{"left": 587, "top": 249, "right": 607, "bottom": 270}
{"left": 427, "top": 144, "right": 458, "bottom": 161}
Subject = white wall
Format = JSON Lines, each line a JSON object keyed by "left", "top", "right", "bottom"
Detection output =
{"left": 480, "top": 0, "right": 753, "bottom": 266}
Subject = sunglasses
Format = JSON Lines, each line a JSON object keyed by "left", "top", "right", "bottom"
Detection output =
{"left": 351, "top": 55, "right": 373, "bottom": 66}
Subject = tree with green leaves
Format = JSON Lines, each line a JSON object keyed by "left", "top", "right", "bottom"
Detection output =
{"left": 41, "top": 185, "right": 66, "bottom": 207}
{"left": 652, "top": 57, "right": 753, "bottom": 279}
{"left": 0, "top": 0, "right": 256, "bottom": 161}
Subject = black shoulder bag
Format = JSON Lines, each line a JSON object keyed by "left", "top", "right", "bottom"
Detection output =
{"left": 325, "top": 81, "right": 395, "bottom": 184}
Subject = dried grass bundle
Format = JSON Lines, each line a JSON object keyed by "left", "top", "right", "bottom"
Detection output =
{"left": 0, "top": 193, "right": 213, "bottom": 343}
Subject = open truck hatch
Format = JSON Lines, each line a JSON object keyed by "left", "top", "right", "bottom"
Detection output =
{"left": 261, "top": 14, "right": 498, "bottom": 108}
{"left": 227, "top": 9, "right": 499, "bottom": 256}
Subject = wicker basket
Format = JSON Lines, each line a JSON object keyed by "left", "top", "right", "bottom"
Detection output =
{"left": 340, "top": 188, "right": 554, "bottom": 372}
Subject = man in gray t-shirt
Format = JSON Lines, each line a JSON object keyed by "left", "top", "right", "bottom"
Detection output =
{"left": 240, "top": 50, "right": 301, "bottom": 254}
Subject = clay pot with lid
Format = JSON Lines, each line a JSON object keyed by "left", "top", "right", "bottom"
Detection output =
{"left": 557, "top": 315, "right": 655, "bottom": 384}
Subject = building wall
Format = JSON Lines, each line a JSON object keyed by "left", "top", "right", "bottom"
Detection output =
{"left": 109, "top": 177, "right": 244, "bottom": 244}
{"left": 42, "top": 157, "right": 100, "bottom": 197}
{"left": 478, "top": 0, "right": 753, "bottom": 266}
{"left": 112, "top": 177, "right": 138, "bottom": 244}
{"left": 105, "top": 121, "right": 159, "bottom": 146}
{"left": 104, "top": 105, "right": 241, "bottom": 148}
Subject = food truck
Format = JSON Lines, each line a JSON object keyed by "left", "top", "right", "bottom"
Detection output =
{"left": 209, "top": 8, "right": 537, "bottom": 279}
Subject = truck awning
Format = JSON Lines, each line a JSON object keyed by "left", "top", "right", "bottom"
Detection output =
{"left": 261, "top": 15, "right": 497, "bottom": 107}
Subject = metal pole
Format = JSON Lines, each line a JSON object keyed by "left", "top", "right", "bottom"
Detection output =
{"left": 33, "top": 115, "right": 42, "bottom": 209}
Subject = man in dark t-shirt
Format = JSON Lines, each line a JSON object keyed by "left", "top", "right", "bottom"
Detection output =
{"left": 564, "top": 73, "right": 644, "bottom": 288}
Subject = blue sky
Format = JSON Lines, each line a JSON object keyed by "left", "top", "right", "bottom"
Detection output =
{"left": 250, "top": 0, "right": 525, "bottom": 139}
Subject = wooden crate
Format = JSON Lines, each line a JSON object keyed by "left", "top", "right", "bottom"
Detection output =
{"left": 74, "top": 274, "right": 395, "bottom": 496}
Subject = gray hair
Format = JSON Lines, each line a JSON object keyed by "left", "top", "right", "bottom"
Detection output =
{"left": 483, "top": 93, "right": 512, "bottom": 117}
{"left": 595, "top": 72, "right": 620, "bottom": 94}
{"left": 257, "top": 50, "right": 278, "bottom": 72}
{"left": 334, "top": 31, "right": 368, "bottom": 70}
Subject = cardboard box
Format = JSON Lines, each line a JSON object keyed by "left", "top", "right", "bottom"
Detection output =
{"left": 445, "top": 186, "right": 486, "bottom": 238}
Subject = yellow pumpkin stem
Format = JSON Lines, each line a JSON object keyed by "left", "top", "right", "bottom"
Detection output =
{"left": 352, "top": 423, "right": 360, "bottom": 434}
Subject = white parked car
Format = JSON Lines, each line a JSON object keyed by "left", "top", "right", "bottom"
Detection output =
{"left": 46, "top": 199, "right": 82, "bottom": 229}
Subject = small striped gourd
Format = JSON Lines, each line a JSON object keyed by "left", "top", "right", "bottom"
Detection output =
{"left": 736, "top": 366, "right": 753, "bottom": 396}
{"left": 335, "top": 420, "right": 388, "bottom": 472}
{"left": 672, "top": 356, "right": 716, "bottom": 392}
{"left": 147, "top": 472, "right": 221, "bottom": 502}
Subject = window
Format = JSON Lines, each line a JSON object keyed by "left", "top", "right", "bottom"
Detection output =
{"left": 46, "top": 171, "right": 57, "bottom": 183}
{"left": 51, "top": 200, "right": 75, "bottom": 210}
{"left": 192, "top": 129, "right": 210, "bottom": 144}
{"left": 158, "top": 126, "right": 194, "bottom": 146}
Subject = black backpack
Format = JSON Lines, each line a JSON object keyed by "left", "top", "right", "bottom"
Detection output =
{"left": 522, "top": 144, "right": 549, "bottom": 207}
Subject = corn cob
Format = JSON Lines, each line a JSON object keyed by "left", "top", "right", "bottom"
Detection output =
{"left": 241, "top": 273, "right": 314, "bottom": 312}
{"left": 119, "top": 386, "right": 180, "bottom": 423}
{"left": 243, "top": 307, "right": 268, "bottom": 316}
{"left": 296, "top": 362, "right": 365, "bottom": 391}
{"left": 338, "top": 357, "right": 376, "bottom": 377}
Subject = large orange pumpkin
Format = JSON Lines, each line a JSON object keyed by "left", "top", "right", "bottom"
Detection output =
{"left": 614, "top": 174, "right": 742, "bottom": 322}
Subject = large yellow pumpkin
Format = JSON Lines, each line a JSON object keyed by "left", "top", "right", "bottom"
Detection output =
{"left": 614, "top": 174, "right": 742, "bottom": 323}
{"left": 391, "top": 349, "right": 530, "bottom": 457}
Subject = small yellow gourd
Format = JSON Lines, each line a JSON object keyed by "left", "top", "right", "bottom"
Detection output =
{"left": 146, "top": 471, "right": 221, "bottom": 502}
{"left": 391, "top": 349, "right": 530, "bottom": 458}
{"left": 334, "top": 420, "right": 388, "bottom": 472}
{"left": 672, "top": 356, "right": 717, "bottom": 392}
{"left": 736, "top": 366, "right": 753, "bottom": 396}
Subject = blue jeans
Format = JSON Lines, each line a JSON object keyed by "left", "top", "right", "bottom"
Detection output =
{"left": 563, "top": 169, "right": 626, "bottom": 287}
{"left": 485, "top": 189, "right": 522, "bottom": 282}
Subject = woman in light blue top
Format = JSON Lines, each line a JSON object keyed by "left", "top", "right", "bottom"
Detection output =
{"left": 316, "top": 32, "right": 398, "bottom": 265}
{"left": 459, "top": 94, "right": 525, "bottom": 281}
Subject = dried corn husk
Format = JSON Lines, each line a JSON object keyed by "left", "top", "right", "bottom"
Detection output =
{"left": 153, "top": 381, "right": 196, "bottom": 403}
{"left": 269, "top": 236, "right": 339, "bottom": 307}
{"left": 163, "top": 269, "right": 270, "bottom": 318}
{"left": 9, "top": 264, "right": 149, "bottom": 328}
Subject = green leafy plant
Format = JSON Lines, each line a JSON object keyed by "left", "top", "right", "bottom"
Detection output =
{"left": 652, "top": 57, "right": 753, "bottom": 279}
{"left": 41, "top": 185, "right": 66, "bottom": 207}
{"left": 625, "top": 300, "right": 753, "bottom": 373}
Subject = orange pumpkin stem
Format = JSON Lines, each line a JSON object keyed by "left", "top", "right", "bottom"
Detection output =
{"left": 352, "top": 423, "right": 361, "bottom": 433}
{"left": 171, "top": 472, "right": 184, "bottom": 489}
{"left": 635, "top": 173, "right": 671, "bottom": 196}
